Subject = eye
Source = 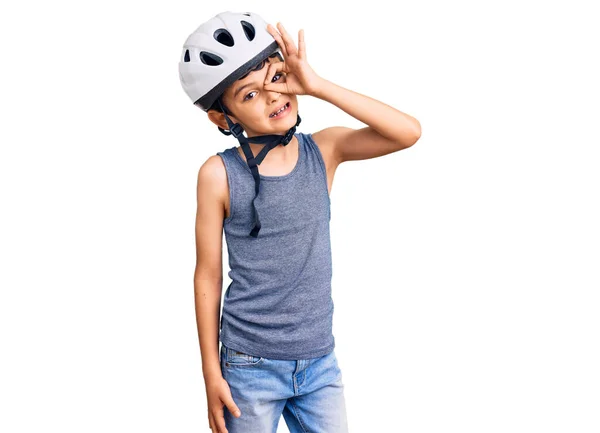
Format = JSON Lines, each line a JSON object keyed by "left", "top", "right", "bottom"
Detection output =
{"left": 244, "top": 91, "right": 257, "bottom": 101}
{"left": 243, "top": 73, "right": 284, "bottom": 101}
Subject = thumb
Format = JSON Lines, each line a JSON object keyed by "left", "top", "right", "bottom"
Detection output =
{"left": 263, "top": 82, "right": 287, "bottom": 94}
{"left": 223, "top": 394, "right": 242, "bottom": 418}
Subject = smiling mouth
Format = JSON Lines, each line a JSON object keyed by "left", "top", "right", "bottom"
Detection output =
{"left": 269, "top": 102, "right": 290, "bottom": 118}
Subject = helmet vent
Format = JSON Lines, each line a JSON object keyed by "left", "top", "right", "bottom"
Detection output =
{"left": 213, "top": 29, "right": 234, "bottom": 47}
{"left": 183, "top": 49, "right": 190, "bottom": 62}
{"left": 199, "top": 51, "right": 224, "bottom": 66}
{"left": 241, "top": 20, "right": 255, "bottom": 41}
{"left": 243, "top": 12, "right": 251, "bottom": 16}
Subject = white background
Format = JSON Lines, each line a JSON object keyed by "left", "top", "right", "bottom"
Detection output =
{"left": 1, "top": 0, "right": 599, "bottom": 432}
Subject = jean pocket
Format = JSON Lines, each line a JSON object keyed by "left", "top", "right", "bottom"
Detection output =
{"left": 223, "top": 344, "right": 265, "bottom": 368}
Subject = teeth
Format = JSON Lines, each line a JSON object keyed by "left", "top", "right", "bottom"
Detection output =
{"left": 271, "top": 103, "right": 287, "bottom": 117}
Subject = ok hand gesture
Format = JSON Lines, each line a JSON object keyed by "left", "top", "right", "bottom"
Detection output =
{"left": 264, "top": 22, "right": 324, "bottom": 97}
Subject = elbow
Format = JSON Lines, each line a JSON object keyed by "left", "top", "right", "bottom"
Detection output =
{"left": 413, "top": 120, "right": 421, "bottom": 140}
{"left": 411, "top": 132, "right": 421, "bottom": 146}
{"left": 408, "top": 121, "right": 421, "bottom": 147}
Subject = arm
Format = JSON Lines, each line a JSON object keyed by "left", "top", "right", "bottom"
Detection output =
{"left": 263, "top": 22, "right": 420, "bottom": 164}
{"left": 194, "top": 155, "right": 243, "bottom": 430}
{"left": 311, "top": 77, "right": 421, "bottom": 164}
{"left": 193, "top": 156, "right": 226, "bottom": 381}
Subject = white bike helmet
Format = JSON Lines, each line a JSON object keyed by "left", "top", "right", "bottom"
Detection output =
{"left": 178, "top": 11, "right": 302, "bottom": 238}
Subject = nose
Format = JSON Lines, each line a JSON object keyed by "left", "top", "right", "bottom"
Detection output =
{"left": 267, "top": 89, "right": 281, "bottom": 101}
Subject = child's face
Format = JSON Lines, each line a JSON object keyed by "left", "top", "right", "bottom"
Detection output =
{"left": 207, "top": 56, "right": 299, "bottom": 138}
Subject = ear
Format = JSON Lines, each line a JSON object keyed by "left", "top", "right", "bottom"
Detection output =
{"left": 207, "top": 109, "right": 238, "bottom": 131}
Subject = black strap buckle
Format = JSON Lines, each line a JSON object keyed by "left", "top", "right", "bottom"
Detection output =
{"left": 246, "top": 156, "right": 257, "bottom": 169}
{"left": 230, "top": 123, "right": 244, "bottom": 138}
{"left": 282, "top": 128, "right": 295, "bottom": 145}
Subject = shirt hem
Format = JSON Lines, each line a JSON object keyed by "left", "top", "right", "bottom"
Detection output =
{"left": 220, "top": 334, "right": 335, "bottom": 360}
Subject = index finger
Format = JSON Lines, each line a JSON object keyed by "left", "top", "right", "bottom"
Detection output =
{"left": 213, "top": 407, "right": 227, "bottom": 433}
{"left": 267, "top": 23, "right": 288, "bottom": 59}
{"left": 276, "top": 22, "right": 297, "bottom": 56}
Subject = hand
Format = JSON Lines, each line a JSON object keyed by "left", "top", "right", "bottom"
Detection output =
{"left": 205, "top": 374, "right": 241, "bottom": 433}
{"left": 264, "top": 22, "right": 324, "bottom": 97}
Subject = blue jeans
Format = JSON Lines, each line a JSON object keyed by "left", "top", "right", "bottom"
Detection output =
{"left": 220, "top": 342, "right": 349, "bottom": 432}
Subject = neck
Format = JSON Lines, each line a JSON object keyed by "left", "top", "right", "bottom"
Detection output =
{"left": 242, "top": 135, "right": 297, "bottom": 158}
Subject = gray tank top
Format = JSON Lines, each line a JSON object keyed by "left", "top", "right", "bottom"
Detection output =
{"left": 216, "top": 132, "right": 334, "bottom": 360}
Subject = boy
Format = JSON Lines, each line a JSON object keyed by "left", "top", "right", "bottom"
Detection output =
{"left": 179, "top": 11, "right": 421, "bottom": 433}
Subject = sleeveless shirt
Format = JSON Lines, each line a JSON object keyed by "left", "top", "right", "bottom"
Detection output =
{"left": 216, "top": 132, "right": 334, "bottom": 360}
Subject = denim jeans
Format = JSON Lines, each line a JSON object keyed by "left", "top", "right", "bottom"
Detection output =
{"left": 220, "top": 342, "right": 349, "bottom": 432}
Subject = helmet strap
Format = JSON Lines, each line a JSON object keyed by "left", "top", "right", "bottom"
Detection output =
{"left": 216, "top": 98, "right": 302, "bottom": 238}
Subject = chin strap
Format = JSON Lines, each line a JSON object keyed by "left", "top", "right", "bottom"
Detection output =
{"left": 217, "top": 99, "right": 302, "bottom": 238}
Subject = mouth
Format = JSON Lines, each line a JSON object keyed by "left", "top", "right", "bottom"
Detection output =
{"left": 269, "top": 102, "right": 291, "bottom": 119}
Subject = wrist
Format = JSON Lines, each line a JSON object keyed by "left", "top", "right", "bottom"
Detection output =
{"left": 203, "top": 370, "right": 224, "bottom": 385}
{"left": 202, "top": 362, "right": 222, "bottom": 380}
{"left": 310, "top": 76, "right": 330, "bottom": 99}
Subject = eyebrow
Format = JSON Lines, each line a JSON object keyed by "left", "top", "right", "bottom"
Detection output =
{"left": 231, "top": 55, "right": 282, "bottom": 100}
{"left": 233, "top": 81, "right": 260, "bottom": 99}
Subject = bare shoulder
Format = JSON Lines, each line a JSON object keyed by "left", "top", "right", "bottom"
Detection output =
{"left": 310, "top": 127, "right": 345, "bottom": 168}
{"left": 308, "top": 127, "right": 346, "bottom": 196}
{"left": 197, "top": 154, "right": 228, "bottom": 220}
{"left": 194, "top": 154, "right": 227, "bottom": 282}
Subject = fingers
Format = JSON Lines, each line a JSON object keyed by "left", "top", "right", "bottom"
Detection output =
{"left": 267, "top": 23, "right": 288, "bottom": 59}
{"left": 223, "top": 393, "right": 242, "bottom": 419}
{"left": 298, "top": 29, "right": 306, "bottom": 61}
{"left": 208, "top": 397, "right": 241, "bottom": 433}
{"left": 267, "top": 22, "right": 298, "bottom": 58}
{"left": 263, "top": 62, "right": 287, "bottom": 94}
{"left": 264, "top": 81, "right": 287, "bottom": 94}
{"left": 264, "top": 61, "right": 285, "bottom": 85}
{"left": 213, "top": 408, "right": 227, "bottom": 433}
{"left": 276, "top": 22, "right": 297, "bottom": 56}
{"left": 208, "top": 411, "right": 222, "bottom": 433}
{"left": 211, "top": 406, "right": 228, "bottom": 433}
